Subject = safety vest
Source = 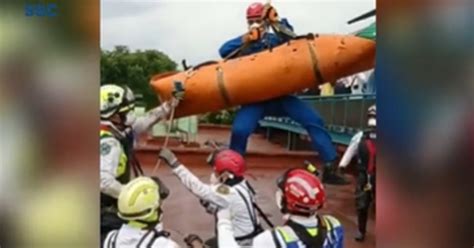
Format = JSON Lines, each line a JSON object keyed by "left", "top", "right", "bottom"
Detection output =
{"left": 100, "top": 129, "right": 130, "bottom": 183}
{"left": 100, "top": 126, "right": 147, "bottom": 210}
{"left": 271, "top": 215, "right": 340, "bottom": 248}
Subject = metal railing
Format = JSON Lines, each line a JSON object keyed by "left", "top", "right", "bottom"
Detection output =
{"left": 299, "top": 94, "right": 376, "bottom": 134}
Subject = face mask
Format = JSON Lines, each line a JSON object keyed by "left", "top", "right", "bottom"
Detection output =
{"left": 275, "top": 189, "right": 283, "bottom": 210}
{"left": 210, "top": 173, "right": 219, "bottom": 185}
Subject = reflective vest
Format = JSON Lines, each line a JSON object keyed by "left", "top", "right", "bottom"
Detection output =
{"left": 100, "top": 127, "right": 146, "bottom": 209}
{"left": 100, "top": 129, "right": 130, "bottom": 183}
{"left": 271, "top": 215, "right": 341, "bottom": 248}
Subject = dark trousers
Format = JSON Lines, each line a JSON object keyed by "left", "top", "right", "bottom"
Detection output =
{"left": 355, "top": 175, "right": 375, "bottom": 234}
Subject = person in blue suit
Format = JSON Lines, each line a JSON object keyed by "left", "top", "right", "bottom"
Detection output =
{"left": 218, "top": 2, "right": 347, "bottom": 185}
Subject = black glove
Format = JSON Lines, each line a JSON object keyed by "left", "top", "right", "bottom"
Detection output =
{"left": 159, "top": 148, "right": 180, "bottom": 169}
{"left": 184, "top": 234, "right": 204, "bottom": 248}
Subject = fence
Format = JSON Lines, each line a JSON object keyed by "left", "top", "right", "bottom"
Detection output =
{"left": 260, "top": 94, "right": 376, "bottom": 147}
{"left": 301, "top": 94, "right": 376, "bottom": 135}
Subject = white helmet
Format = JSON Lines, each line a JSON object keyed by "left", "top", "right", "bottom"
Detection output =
{"left": 117, "top": 177, "right": 161, "bottom": 221}
{"left": 100, "top": 84, "right": 136, "bottom": 120}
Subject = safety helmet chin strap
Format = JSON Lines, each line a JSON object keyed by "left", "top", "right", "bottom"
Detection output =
{"left": 128, "top": 207, "right": 163, "bottom": 229}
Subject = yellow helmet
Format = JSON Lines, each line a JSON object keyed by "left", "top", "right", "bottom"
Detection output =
{"left": 117, "top": 177, "right": 160, "bottom": 221}
{"left": 100, "top": 84, "right": 135, "bottom": 119}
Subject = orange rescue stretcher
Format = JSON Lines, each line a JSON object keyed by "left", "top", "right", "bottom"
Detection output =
{"left": 150, "top": 34, "right": 375, "bottom": 118}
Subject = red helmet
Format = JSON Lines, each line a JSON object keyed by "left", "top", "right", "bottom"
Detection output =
{"left": 277, "top": 169, "right": 325, "bottom": 215}
{"left": 246, "top": 2, "right": 265, "bottom": 20}
{"left": 213, "top": 149, "right": 246, "bottom": 177}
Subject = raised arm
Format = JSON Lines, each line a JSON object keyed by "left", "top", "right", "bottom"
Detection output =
{"left": 339, "top": 131, "right": 363, "bottom": 168}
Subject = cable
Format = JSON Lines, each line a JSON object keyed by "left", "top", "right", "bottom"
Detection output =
{"left": 151, "top": 104, "right": 176, "bottom": 175}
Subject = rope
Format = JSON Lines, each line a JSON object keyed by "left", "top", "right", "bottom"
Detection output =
{"left": 151, "top": 103, "right": 176, "bottom": 175}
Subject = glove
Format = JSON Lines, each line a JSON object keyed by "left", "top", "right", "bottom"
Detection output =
{"left": 184, "top": 234, "right": 204, "bottom": 248}
{"left": 262, "top": 4, "right": 279, "bottom": 23}
{"left": 200, "top": 199, "right": 219, "bottom": 215}
{"left": 159, "top": 148, "right": 180, "bottom": 169}
{"left": 172, "top": 89, "right": 185, "bottom": 101}
{"left": 169, "top": 97, "right": 180, "bottom": 108}
{"left": 242, "top": 26, "right": 263, "bottom": 43}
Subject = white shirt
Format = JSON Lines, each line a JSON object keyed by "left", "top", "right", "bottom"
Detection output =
{"left": 339, "top": 131, "right": 363, "bottom": 168}
{"left": 217, "top": 214, "right": 344, "bottom": 248}
{"left": 172, "top": 165, "right": 260, "bottom": 238}
{"left": 103, "top": 223, "right": 180, "bottom": 248}
{"left": 100, "top": 103, "right": 172, "bottom": 199}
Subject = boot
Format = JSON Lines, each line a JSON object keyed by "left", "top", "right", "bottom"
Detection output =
{"left": 322, "top": 162, "right": 350, "bottom": 185}
{"left": 356, "top": 208, "right": 369, "bottom": 242}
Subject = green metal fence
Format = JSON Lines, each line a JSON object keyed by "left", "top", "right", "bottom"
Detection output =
{"left": 300, "top": 94, "right": 376, "bottom": 135}
{"left": 259, "top": 94, "right": 375, "bottom": 147}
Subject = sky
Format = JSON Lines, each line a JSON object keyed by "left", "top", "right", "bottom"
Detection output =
{"left": 101, "top": 0, "right": 375, "bottom": 68}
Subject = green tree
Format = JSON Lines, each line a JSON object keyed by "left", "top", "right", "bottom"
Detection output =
{"left": 101, "top": 46, "right": 177, "bottom": 109}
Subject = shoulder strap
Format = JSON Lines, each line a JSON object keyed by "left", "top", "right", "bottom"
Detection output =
{"left": 146, "top": 230, "right": 170, "bottom": 248}
{"left": 245, "top": 181, "right": 275, "bottom": 228}
{"left": 271, "top": 229, "right": 283, "bottom": 248}
{"left": 234, "top": 186, "right": 258, "bottom": 228}
{"left": 111, "top": 230, "right": 119, "bottom": 248}
{"left": 103, "top": 230, "right": 118, "bottom": 248}
{"left": 137, "top": 228, "right": 170, "bottom": 248}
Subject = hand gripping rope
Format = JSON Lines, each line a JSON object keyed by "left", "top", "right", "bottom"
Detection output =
{"left": 151, "top": 80, "right": 184, "bottom": 175}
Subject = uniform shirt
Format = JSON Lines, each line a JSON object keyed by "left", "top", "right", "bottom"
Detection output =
{"left": 103, "top": 223, "right": 179, "bottom": 248}
{"left": 338, "top": 131, "right": 364, "bottom": 168}
{"left": 172, "top": 165, "right": 260, "bottom": 238}
{"left": 217, "top": 214, "right": 344, "bottom": 248}
{"left": 100, "top": 103, "right": 172, "bottom": 199}
{"left": 339, "top": 131, "right": 376, "bottom": 171}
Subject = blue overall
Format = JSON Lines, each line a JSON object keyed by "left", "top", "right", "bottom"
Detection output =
{"left": 218, "top": 19, "right": 336, "bottom": 163}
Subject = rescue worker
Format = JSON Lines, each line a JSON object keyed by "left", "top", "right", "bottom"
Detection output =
{"left": 219, "top": 2, "right": 347, "bottom": 185}
{"left": 100, "top": 84, "right": 179, "bottom": 244}
{"left": 216, "top": 168, "right": 344, "bottom": 248}
{"left": 338, "top": 105, "right": 376, "bottom": 242}
{"left": 103, "top": 177, "right": 180, "bottom": 247}
{"left": 158, "top": 148, "right": 263, "bottom": 247}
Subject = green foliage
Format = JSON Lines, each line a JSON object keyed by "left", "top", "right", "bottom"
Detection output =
{"left": 101, "top": 45, "right": 177, "bottom": 109}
